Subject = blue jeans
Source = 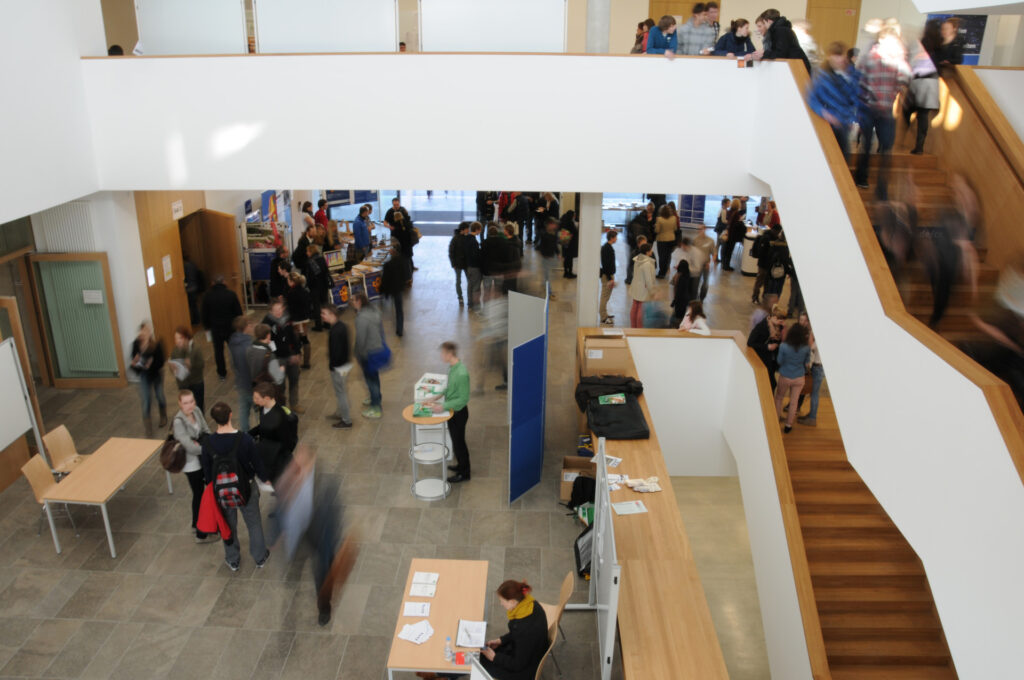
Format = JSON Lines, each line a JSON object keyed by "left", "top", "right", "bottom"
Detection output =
{"left": 361, "top": 361, "right": 382, "bottom": 407}
{"left": 237, "top": 389, "right": 253, "bottom": 431}
{"left": 807, "top": 364, "right": 825, "bottom": 420}
{"left": 854, "top": 111, "right": 895, "bottom": 198}
{"left": 138, "top": 372, "right": 165, "bottom": 418}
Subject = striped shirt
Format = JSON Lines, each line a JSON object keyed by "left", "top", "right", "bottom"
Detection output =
{"left": 677, "top": 18, "right": 716, "bottom": 55}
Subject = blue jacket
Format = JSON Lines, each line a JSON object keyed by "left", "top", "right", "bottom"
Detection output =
{"left": 712, "top": 32, "right": 755, "bottom": 57}
{"left": 646, "top": 27, "right": 677, "bottom": 55}
{"left": 808, "top": 66, "right": 861, "bottom": 127}
{"left": 777, "top": 342, "right": 810, "bottom": 379}
{"left": 353, "top": 216, "right": 370, "bottom": 250}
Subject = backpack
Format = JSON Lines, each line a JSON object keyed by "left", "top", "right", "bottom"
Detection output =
{"left": 751, "top": 233, "right": 769, "bottom": 260}
{"left": 210, "top": 433, "right": 249, "bottom": 509}
{"left": 567, "top": 475, "right": 596, "bottom": 510}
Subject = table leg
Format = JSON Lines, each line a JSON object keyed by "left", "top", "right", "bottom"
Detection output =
{"left": 388, "top": 670, "right": 394, "bottom": 680}
{"left": 165, "top": 470, "right": 173, "bottom": 494}
{"left": 43, "top": 501, "right": 62, "bottom": 554}
{"left": 100, "top": 504, "right": 116, "bottom": 558}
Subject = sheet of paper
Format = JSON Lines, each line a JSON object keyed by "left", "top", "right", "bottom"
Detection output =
{"left": 609, "top": 483, "right": 621, "bottom": 491}
{"left": 403, "top": 602, "right": 430, "bottom": 617}
{"left": 612, "top": 500, "right": 648, "bottom": 515}
{"left": 563, "top": 471, "right": 579, "bottom": 483}
{"left": 601, "top": 328, "right": 624, "bottom": 336}
{"left": 409, "top": 583, "right": 437, "bottom": 598}
{"left": 607, "top": 474, "right": 629, "bottom": 484}
{"left": 397, "top": 619, "right": 434, "bottom": 645}
{"left": 412, "top": 571, "right": 440, "bottom": 585}
{"left": 457, "top": 620, "right": 487, "bottom": 648}
{"left": 591, "top": 455, "right": 622, "bottom": 468}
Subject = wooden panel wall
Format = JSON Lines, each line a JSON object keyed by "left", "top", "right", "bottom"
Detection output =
{"left": 0, "top": 437, "right": 29, "bottom": 495}
{"left": 806, "top": 0, "right": 859, "bottom": 49}
{"left": 133, "top": 191, "right": 205, "bottom": 342}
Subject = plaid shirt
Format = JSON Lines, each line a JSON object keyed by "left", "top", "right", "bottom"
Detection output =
{"left": 676, "top": 18, "right": 716, "bottom": 55}
{"left": 860, "top": 44, "right": 911, "bottom": 114}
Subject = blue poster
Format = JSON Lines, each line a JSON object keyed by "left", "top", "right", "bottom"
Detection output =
{"left": 248, "top": 250, "right": 275, "bottom": 281}
{"left": 325, "top": 190, "right": 352, "bottom": 205}
{"left": 363, "top": 270, "right": 383, "bottom": 300}
{"left": 509, "top": 335, "right": 546, "bottom": 503}
{"left": 927, "top": 14, "right": 987, "bottom": 65}
{"left": 330, "top": 278, "right": 351, "bottom": 308}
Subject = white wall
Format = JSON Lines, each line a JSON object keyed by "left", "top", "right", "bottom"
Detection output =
{"left": 79, "top": 55, "right": 770, "bottom": 196}
{"left": 975, "top": 68, "right": 1024, "bottom": 139}
{"left": 134, "top": 0, "right": 247, "bottom": 55}
{"left": 912, "top": 0, "right": 1024, "bottom": 13}
{"left": 204, "top": 190, "right": 261, "bottom": 228}
{"left": 753, "top": 60, "right": 1024, "bottom": 679}
{"left": 627, "top": 336, "right": 736, "bottom": 476}
{"left": 608, "top": 0, "right": 648, "bottom": 54}
{"left": 253, "top": 0, "right": 397, "bottom": 53}
{"left": 419, "top": 0, "right": 567, "bottom": 52}
{"left": 0, "top": 0, "right": 99, "bottom": 225}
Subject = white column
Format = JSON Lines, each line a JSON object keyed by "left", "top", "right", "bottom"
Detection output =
{"left": 585, "top": 0, "right": 610, "bottom": 53}
{"left": 576, "top": 192, "right": 602, "bottom": 327}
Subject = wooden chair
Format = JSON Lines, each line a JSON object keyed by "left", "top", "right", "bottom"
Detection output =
{"left": 536, "top": 571, "right": 574, "bottom": 678}
{"left": 21, "top": 454, "right": 77, "bottom": 536}
{"left": 42, "top": 425, "right": 86, "bottom": 476}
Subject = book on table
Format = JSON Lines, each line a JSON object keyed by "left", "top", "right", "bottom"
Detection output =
{"left": 457, "top": 619, "right": 487, "bottom": 648}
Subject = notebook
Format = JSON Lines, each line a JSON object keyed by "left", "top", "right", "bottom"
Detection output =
{"left": 456, "top": 619, "right": 487, "bottom": 648}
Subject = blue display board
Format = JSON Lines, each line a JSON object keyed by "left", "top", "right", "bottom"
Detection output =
{"left": 363, "top": 270, "right": 383, "bottom": 300}
{"left": 325, "top": 190, "right": 380, "bottom": 206}
{"left": 927, "top": 14, "right": 987, "bottom": 65}
{"left": 248, "top": 250, "right": 275, "bottom": 281}
{"left": 509, "top": 335, "right": 546, "bottom": 503}
{"left": 330, "top": 278, "right": 351, "bottom": 308}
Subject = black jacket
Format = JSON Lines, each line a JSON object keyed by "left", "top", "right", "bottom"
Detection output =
{"left": 327, "top": 321, "right": 350, "bottom": 368}
{"left": 270, "top": 256, "right": 290, "bottom": 298}
{"left": 248, "top": 404, "right": 297, "bottom": 481}
{"left": 764, "top": 17, "right": 811, "bottom": 72}
{"left": 449, "top": 231, "right": 467, "bottom": 269}
{"left": 536, "top": 230, "right": 559, "bottom": 258}
{"left": 476, "top": 191, "right": 497, "bottom": 219}
{"left": 482, "top": 606, "right": 549, "bottom": 680}
{"left": 628, "top": 213, "right": 656, "bottom": 248}
{"left": 201, "top": 283, "right": 242, "bottom": 334}
{"left": 481, "top": 235, "right": 514, "bottom": 276}
{"left": 201, "top": 431, "right": 268, "bottom": 485}
{"left": 747, "top": 317, "right": 779, "bottom": 373}
{"left": 285, "top": 284, "right": 312, "bottom": 323}
{"left": 293, "top": 235, "right": 311, "bottom": 274}
{"left": 600, "top": 242, "right": 616, "bottom": 278}
{"left": 559, "top": 213, "right": 579, "bottom": 258}
{"left": 263, "top": 314, "right": 301, "bottom": 358}
{"left": 508, "top": 194, "right": 531, "bottom": 222}
{"left": 381, "top": 253, "right": 411, "bottom": 297}
{"left": 129, "top": 337, "right": 165, "bottom": 378}
{"left": 463, "top": 233, "right": 482, "bottom": 268}
{"left": 306, "top": 254, "right": 332, "bottom": 303}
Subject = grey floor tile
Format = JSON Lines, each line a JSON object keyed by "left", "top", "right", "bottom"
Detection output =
{"left": 44, "top": 620, "right": 117, "bottom": 679}
{"left": 1, "top": 619, "right": 81, "bottom": 677}
{"left": 280, "top": 632, "right": 346, "bottom": 680}
{"left": 211, "top": 628, "right": 270, "bottom": 680}
{"left": 205, "top": 580, "right": 265, "bottom": 628}
{"left": 334, "top": 634, "right": 389, "bottom": 680}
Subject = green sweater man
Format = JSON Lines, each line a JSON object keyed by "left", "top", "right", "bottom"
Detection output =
{"left": 432, "top": 342, "right": 472, "bottom": 483}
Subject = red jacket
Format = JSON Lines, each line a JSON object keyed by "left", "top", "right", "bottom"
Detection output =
{"left": 196, "top": 483, "right": 232, "bottom": 540}
{"left": 314, "top": 209, "right": 328, "bottom": 227}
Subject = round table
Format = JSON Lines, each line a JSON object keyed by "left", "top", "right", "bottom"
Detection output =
{"left": 401, "top": 404, "right": 453, "bottom": 501}
{"left": 741, "top": 230, "right": 760, "bottom": 276}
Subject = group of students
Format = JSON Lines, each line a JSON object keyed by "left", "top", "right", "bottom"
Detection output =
{"left": 748, "top": 306, "right": 825, "bottom": 431}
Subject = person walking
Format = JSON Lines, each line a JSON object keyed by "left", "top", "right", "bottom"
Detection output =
{"left": 536, "top": 217, "right": 561, "bottom": 298}
{"left": 907, "top": 23, "right": 941, "bottom": 155}
{"left": 352, "top": 293, "right": 388, "bottom": 419}
{"left": 320, "top": 304, "right": 353, "bottom": 429}
{"left": 170, "top": 326, "right": 206, "bottom": 413}
{"left": 129, "top": 322, "right": 166, "bottom": 437}
{"left": 449, "top": 222, "right": 469, "bottom": 306}
{"left": 600, "top": 230, "right": 618, "bottom": 325}
{"left": 559, "top": 211, "right": 579, "bottom": 279}
{"left": 653, "top": 205, "right": 677, "bottom": 279}
{"left": 172, "top": 389, "right": 216, "bottom": 544}
{"left": 200, "top": 274, "right": 242, "bottom": 382}
{"left": 305, "top": 245, "right": 333, "bottom": 331}
{"left": 465, "top": 222, "right": 483, "bottom": 310}
{"left": 629, "top": 243, "right": 657, "bottom": 328}
{"left": 250, "top": 382, "right": 298, "bottom": 483}
{"left": 808, "top": 41, "right": 862, "bottom": 160}
{"left": 691, "top": 224, "right": 716, "bottom": 302}
{"left": 429, "top": 342, "right": 471, "bottom": 484}
{"left": 201, "top": 402, "right": 271, "bottom": 572}
{"left": 481, "top": 223, "right": 510, "bottom": 297}
{"left": 854, "top": 27, "right": 910, "bottom": 195}
{"left": 381, "top": 241, "right": 412, "bottom": 337}
{"left": 775, "top": 322, "right": 811, "bottom": 433}
{"left": 285, "top": 272, "right": 313, "bottom": 368}
{"left": 228, "top": 316, "right": 254, "bottom": 431}
{"left": 263, "top": 300, "right": 304, "bottom": 413}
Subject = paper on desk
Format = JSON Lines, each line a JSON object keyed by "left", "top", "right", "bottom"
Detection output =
{"left": 591, "top": 455, "right": 622, "bottom": 468}
{"left": 457, "top": 620, "right": 487, "bottom": 648}
{"left": 607, "top": 474, "right": 629, "bottom": 484}
{"left": 608, "top": 483, "right": 621, "bottom": 491}
{"left": 612, "top": 500, "right": 648, "bottom": 516}
{"left": 398, "top": 619, "right": 434, "bottom": 645}
{"left": 409, "top": 583, "right": 437, "bottom": 598}
{"left": 403, "top": 602, "right": 430, "bottom": 617}
{"left": 413, "top": 571, "right": 440, "bottom": 585}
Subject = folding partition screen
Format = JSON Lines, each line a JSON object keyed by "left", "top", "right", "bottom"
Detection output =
{"left": 507, "top": 290, "right": 549, "bottom": 503}
{"left": 253, "top": 0, "right": 398, "bottom": 53}
{"left": 419, "top": 0, "right": 567, "bottom": 52}
{"left": 135, "top": 0, "right": 247, "bottom": 55}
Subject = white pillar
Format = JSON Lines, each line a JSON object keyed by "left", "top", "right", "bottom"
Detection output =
{"left": 576, "top": 192, "right": 602, "bottom": 327}
{"left": 585, "top": 0, "right": 610, "bottom": 53}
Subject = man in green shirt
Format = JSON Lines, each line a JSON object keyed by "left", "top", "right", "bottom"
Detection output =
{"left": 430, "top": 341, "right": 471, "bottom": 483}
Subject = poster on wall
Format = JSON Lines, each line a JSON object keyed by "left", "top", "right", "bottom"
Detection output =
{"left": 926, "top": 14, "right": 987, "bottom": 65}
{"left": 325, "top": 190, "right": 380, "bottom": 206}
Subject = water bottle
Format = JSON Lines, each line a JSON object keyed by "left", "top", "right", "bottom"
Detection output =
{"left": 444, "top": 636, "right": 454, "bottom": 663}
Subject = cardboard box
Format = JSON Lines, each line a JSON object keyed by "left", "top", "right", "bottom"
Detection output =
{"left": 561, "top": 456, "right": 596, "bottom": 502}
{"left": 581, "top": 335, "right": 631, "bottom": 377}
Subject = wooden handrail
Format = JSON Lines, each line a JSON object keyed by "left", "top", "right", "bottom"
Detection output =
{"left": 787, "top": 61, "right": 1024, "bottom": 486}
{"left": 594, "top": 328, "right": 832, "bottom": 680}
{"left": 951, "top": 66, "right": 1024, "bottom": 189}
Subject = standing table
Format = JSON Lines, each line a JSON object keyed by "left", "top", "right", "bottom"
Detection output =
{"left": 386, "top": 558, "right": 489, "bottom": 679}
{"left": 42, "top": 437, "right": 164, "bottom": 558}
{"left": 741, "top": 228, "right": 761, "bottom": 276}
{"left": 402, "top": 405, "right": 452, "bottom": 501}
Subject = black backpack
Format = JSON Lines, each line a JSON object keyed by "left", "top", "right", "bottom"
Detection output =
{"left": 567, "top": 475, "right": 596, "bottom": 510}
{"left": 210, "top": 434, "right": 249, "bottom": 509}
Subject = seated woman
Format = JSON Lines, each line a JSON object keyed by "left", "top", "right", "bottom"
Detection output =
{"left": 679, "top": 300, "right": 711, "bottom": 335}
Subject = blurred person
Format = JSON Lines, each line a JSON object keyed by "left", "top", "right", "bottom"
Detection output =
{"left": 706, "top": 2, "right": 720, "bottom": 39}
{"left": 654, "top": 204, "right": 678, "bottom": 278}
{"left": 386, "top": 198, "right": 417, "bottom": 270}
{"left": 314, "top": 198, "right": 328, "bottom": 227}
{"left": 270, "top": 244, "right": 291, "bottom": 300}
{"left": 962, "top": 258, "right": 1024, "bottom": 410}
{"left": 797, "top": 312, "right": 824, "bottom": 426}
{"left": 286, "top": 272, "right": 313, "bottom": 368}
{"left": 600, "top": 230, "right": 618, "bottom": 324}
{"left": 629, "top": 242, "right": 657, "bottom": 328}
{"left": 320, "top": 304, "right": 353, "bottom": 429}
{"left": 535, "top": 192, "right": 559, "bottom": 242}
{"left": 476, "top": 285, "right": 509, "bottom": 392}
{"left": 721, "top": 198, "right": 747, "bottom": 271}
{"left": 305, "top": 244, "right": 333, "bottom": 331}
{"left": 905, "top": 21, "right": 941, "bottom": 155}
{"left": 748, "top": 303, "right": 786, "bottom": 391}
{"left": 643, "top": 287, "right": 671, "bottom": 328}
{"left": 263, "top": 299, "right": 304, "bottom": 413}
{"left": 477, "top": 191, "right": 498, "bottom": 223}
{"left": 775, "top": 322, "right": 810, "bottom": 432}
{"left": 934, "top": 18, "right": 964, "bottom": 67}
{"left": 481, "top": 222, "right": 511, "bottom": 296}
{"left": 465, "top": 221, "right": 484, "bottom": 309}
{"left": 381, "top": 241, "right": 412, "bottom": 337}
{"left": 503, "top": 222, "right": 523, "bottom": 292}
{"left": 632, "top": 21, "right": 649, "bottom": 54}
{"left": 713, "top": 19, "right": 756, "bottom": 58}
{"left": 183, "top": 256, "right": 203, "bottom": 324}
{"left": 752, "top": 9, "right": 811, "bottom": 72}
{"left": 625, "top": 234, "right": 649, "bottom": 286}
{"left": 678, "top": 3, "right": 716, "bottom": 55}
{"left": 920, "top": 175, "right": 979, "bottom": 328}
{"left": 751, "top": 294, "right": 780, "bottom": 330}
{"left": 506, "top": 191, "right": 532, "bottom": 245}
{"left": 352, "top": 293, "right": 388, "bottom": 418}
{"left": 172, "top": 389, "right": 215, "bottom": 544}
{"left": 714, "top": 197, "right": 731, "bottom": 260}
{"left": 628, "top": 202, "right": 657, "bottom": 249}
{"left": 536, "top": 217, "right": 561, "bottom": 298}
{"left": 449, "top": 222, "right": 470, "bottom": 307}
{"left": 764, "top": 234, "right": 792, "bottom": 300}
{"left": 854, "top": 27, "right": 911, "bottom": 196}
{"left": 561, "top": 209, "right": 577, "bottom": 278}
{"left": 352, "top": 204, "right": 371, "bottom": 262}
{"left": 129, "top": 322, "right": 166, "bottom": 437}
{"left": 679, "top": 300, "right": 711, "bottom": 335}
{"left": 670, "top": 258, "right": 694, "bottom": 326}
{"left": 399, "top": 41, "right": 407, "bottom": 52}
{"left": 647, "top": 15, "right": 678, "bottom": 54}
{"left": 792, "top": 20, "right": 820, "bottom": 68}
{"left": 201, "top": 401, "right": 271, "bottom": 572}
{"left": 250, "top": 382, "right": 298, "bottom": 483}
{"left": 809, "top": 41, "right": 862, "bottom": 160}
{"left": 228, "top": 316, "right": 255, "bottom": 431}
{"left": 201, "top": 274, "right": 243, "bottom": 382}
{"left": 247, "top": 323, "right": 285, "bottom": 403}
{"left": 751, "top": 224, "right": 782, "bottom": 304}
{"left": 692, "top": 224, "right": 716, "bottom": 301}
{"left": 170, "top": 326, "right": 206, "bottom": 413}
{"left": 424, "top": 342, "right": 471, "bottom": 483}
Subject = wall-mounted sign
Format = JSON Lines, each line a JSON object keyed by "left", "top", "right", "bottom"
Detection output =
{"left": 162, "top": 254, "right": 172, "bottom": 282}
{"left": 171, "top": 199, "right": 184, "bottom": 220}
{"left": 927, "top": 13, "right": 987, "bottom": 65}
{"left": 146, "top": 266, "right": 156, "bottom": 287}
{"left": 82, "top": 289, "right": 103, "bottom": 305}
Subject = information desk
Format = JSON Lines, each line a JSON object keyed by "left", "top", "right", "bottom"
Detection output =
{"left": 576, "top": 329, "right": 728, "bottom": 679}
{"left": 42, "top": 437, "right": 164, "bottom": 558}
{"left": 386, "top": 558, "right": 489, "bottom": 679}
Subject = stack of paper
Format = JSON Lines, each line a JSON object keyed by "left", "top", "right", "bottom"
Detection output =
{"left": 398, "top": 620, "right": 434, "bottom": 645}
{"left": 612, "top": 500, "right": 648, "bottom": 515}
{"left": 456, "top": 620, "right": 487, "bottom": 648}
{"left": 410, "top": 571, "right": 440, "bottom": 598}
{"left": 403, "top": 602, "right": 430, "bottom": 617}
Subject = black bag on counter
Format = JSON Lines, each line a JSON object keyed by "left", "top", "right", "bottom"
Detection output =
{"left": 574, "top": 375, "right": 643, "bottom": 413}
{"left": 586, "top": 393, "right": 650, "bottom": 440}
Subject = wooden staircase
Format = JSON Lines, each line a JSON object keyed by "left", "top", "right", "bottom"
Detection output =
{"left": 784, "top": 396, "right": 957, "bottom": 678}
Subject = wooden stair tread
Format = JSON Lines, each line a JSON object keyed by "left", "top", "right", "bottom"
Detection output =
{"left": 799, "top": 513, "right": 897, "bottom": 530}
{"left": 829, "top": 664, "right": 956, "bottom": 679}
{"left": 826, "top": 637, "right": 951, "bottom": 662}
{"left": 819, "top": 612, "right": 942, "bottom": 631}
{"left": 809, "top": 561, "right": 925, "bottom": 576}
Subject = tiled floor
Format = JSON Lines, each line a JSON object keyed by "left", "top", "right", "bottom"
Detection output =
{"left": 0, "top": 233, "right": 796, "bottom": 679}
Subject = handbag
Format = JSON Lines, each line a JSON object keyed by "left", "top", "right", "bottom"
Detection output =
{"left": 801, "top": 370, "right": 813, "bottom": 395}
{"left": 160, "top": 433, "right": 186, "bottom": 473}
{"left": 771, "top": 263, "right": 786, "bottom": 279}
{"left": 365, "top": 326, "right": 392, "bottom": 372}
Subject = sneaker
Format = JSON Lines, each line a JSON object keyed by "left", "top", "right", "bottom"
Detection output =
{"left": 332, "top": 420, "right": 353, "bottom": 429}
{"left": 361, "top": 406, "right": 382, "bottom": 419}
{"left": 225, "top": 560, "right": 240, "bottom": 572}
{"left": 256, "top": 551, "right": 270, "bottom": 568}
{"left": 194, "top": 534, "right": 218, "bottom": 544}
{"left": 797, "top": 417, "right": 817, "bottom": 427}
{"left": 601, "top": 317, "right": 614, "bottom": 325}
{"left": 855, "top": 181, "right": 869, "bottom": 189}
{"left": 362, "top": 397, "right": 372, "bottom": 406}
{"left": 783, "top": 425, "right": 793, "bottom": 434}
{"left": 318, "top": 603, "right": 332, "bottom": 627}
{"left": 494, "top": 384, "right": 508, "bottom": 391}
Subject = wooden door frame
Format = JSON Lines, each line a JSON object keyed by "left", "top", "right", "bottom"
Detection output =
{"left": 199, "top": 208, "right": 247, "bottom": 311}
{"left": 27, "top": 252, "right": 127, "bottom": 389}
{"left": 0, "top": 297, "right": 45, "bottom": 434}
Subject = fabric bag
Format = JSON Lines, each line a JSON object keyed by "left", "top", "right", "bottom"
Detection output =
{"left": 159, "top": 432, "right": 186, "bottom": 473}
{"left": 771, "top": 263, "right": 786, "bottom": 279}
{"left": 210, "top": 433, "right": 249, "bottom": 509}
{"left": 801, "top": 370, "right": 813, "bottom": 395}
